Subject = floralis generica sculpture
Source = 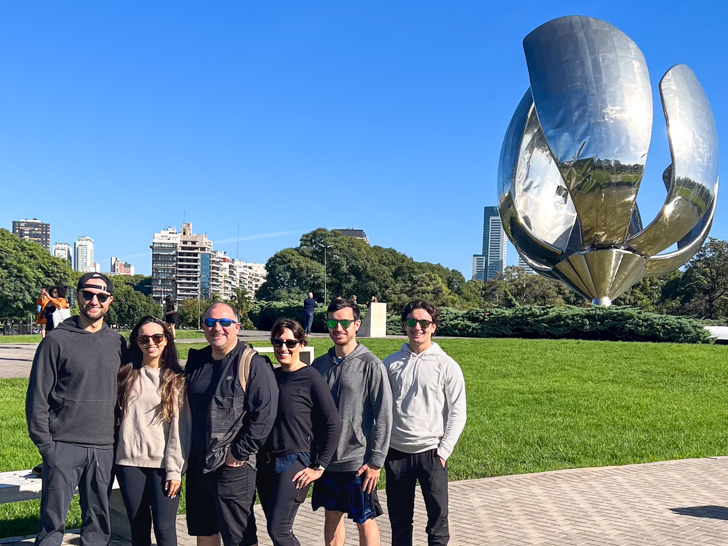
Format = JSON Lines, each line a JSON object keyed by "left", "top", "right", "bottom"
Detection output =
{"left": 498, "top": 15, "right": 719, "bottom": 306}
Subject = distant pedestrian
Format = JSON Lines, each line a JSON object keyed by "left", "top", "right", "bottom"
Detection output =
{"left": 370, "top": 296, "right": 378, "bottom": 305}
{"left": 116, "top": 316, "right": 191, "bottom": 546}
{"left": 257, "top": 319, "right": 341, "bottom": 545}
{"left": 27, "top": 273, "right": 127, "bottom": 546}
{"left": 164, "top": 296, "right": 178, "bottom": 339}
{"left": 302, "top": 292, "right": 318, "bottom": 335}
{"left": 383, "top": 299, "right": 467, "bottom": 546}
{"left": 311, "top": 298, "right": 392, "bottom": 546}
{"left": 350, "top": 295, "right": 357, "bottom": 304}
{"left": 36, "top": 287, "right": 69, "bottom": 338}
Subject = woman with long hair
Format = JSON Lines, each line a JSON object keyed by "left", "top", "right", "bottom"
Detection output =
{"left": 257, "top": 318, "right": 341, "bottom": 546}
{"left": 116, "top": 316, "right": 190, "bottom": 546}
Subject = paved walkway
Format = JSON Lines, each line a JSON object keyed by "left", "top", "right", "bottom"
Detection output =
{"left": 1, "top": 457, "right": 726, "bottom": 545}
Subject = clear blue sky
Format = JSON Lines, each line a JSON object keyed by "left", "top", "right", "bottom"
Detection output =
{"left": 1, "top": 1, "right": 726, "bottom": 277}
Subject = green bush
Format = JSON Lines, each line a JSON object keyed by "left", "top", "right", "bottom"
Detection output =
{"left": 248, "top": 301, "right": 368, "bottom": 333}
{"left": 428, "top": 305, "right": 710, "bottom": 343}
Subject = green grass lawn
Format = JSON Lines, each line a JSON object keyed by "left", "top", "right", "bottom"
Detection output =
{"left": 2, "top": 338, "right": 727, "bottom": 537}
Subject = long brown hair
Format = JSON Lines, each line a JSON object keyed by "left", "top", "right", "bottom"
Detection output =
{"left": 118, "top": 316, "right": 185, "bottom": 423}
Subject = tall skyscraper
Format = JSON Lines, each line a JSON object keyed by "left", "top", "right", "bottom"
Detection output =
{"left": 53, "top": 242, "right": 73, "bottom": 266}
{"left": 482, "top": 206, "right": 506, "bottom": 280}
{"left": 74, "top": 236, "right": 95, "bottom": 272}
{"left": 472, "top": 207, "right": 506, "bottom": 281}
{"left": 151, "top": 227, "right": 180, "bottom": 304}
{"left": 13, "top": 218, "right": 50, "bottom": 251}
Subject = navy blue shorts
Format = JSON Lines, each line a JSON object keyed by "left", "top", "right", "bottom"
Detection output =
{"left": 311, "top": 470, "right": 383, "bottom": 524}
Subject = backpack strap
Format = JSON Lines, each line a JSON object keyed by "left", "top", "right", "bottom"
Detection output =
{"left": 237, "top": 347, "right": 257, "bottom": 393}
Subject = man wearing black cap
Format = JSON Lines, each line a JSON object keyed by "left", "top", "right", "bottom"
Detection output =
{"left": 26, "top": 273, "right": 128, "bottom": 546}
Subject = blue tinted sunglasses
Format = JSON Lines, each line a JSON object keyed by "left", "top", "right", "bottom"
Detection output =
{"left": 203, "top": 318, "right": 238, "bottom": 328}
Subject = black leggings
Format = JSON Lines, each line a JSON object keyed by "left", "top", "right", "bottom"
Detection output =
{"left": 115, "top": 465, "right": 180, "bottom": 546}
{"left": 257, "top": 458, "right": 309, "bottom": 546}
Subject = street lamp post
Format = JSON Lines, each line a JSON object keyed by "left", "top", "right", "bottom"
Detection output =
{"left": 322, "top": 244, "right": 330, "bottom": 305}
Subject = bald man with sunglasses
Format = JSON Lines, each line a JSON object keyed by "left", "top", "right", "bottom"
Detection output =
{"left": 184, "top": 302, "right": 278, "bottom": 546}
{"left": 27, "top": 273, "right": 127, "bottom": 546}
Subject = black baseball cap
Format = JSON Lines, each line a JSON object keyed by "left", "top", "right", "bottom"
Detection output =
{"left": 77, "top": 272, "right": 114, "bottom": 295}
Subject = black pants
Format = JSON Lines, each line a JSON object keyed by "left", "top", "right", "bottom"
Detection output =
{"left": 385, "top": 448, "right": 450, "bottom": 546}
{"left": 257, "top": 458, "right": 309, "bottom": 546}
{"left": 302, "top": 313, "right": 314, "bottom": 334}
{"left": 187, "top": 464, "right": 258, "bottom": 546}
{"left": 115, "top": 466, "right": 180, "bottom": 546}
{"left": 36, "top": 442, "right": 114, "bottom": 546}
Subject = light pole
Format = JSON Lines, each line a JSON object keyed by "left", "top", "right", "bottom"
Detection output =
{"left": 322, "top": 244, "right": 330, "bottom": 304}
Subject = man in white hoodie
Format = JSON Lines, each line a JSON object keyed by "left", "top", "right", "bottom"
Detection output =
{"left": 383, "top": 299, "right": 467, "bottom": 546}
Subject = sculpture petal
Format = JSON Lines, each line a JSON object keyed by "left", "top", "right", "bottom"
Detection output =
{"left": 523, "top": 16, "right": 652, "bottom": 247}
{"left": 628, "top": 64, "right": 719, "bottom": 257}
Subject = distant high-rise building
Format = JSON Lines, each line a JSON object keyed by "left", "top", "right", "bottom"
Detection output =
{"left": 233, "top": 260, "right": 267, "bottom": 297}
{"left": 53, "top": 242, "right": 73, "bottom": 265}
{"left": 334, "top": 229, "right": 368, "bottom": 243}
{"left": 74, "top": 236, "right": 95, "bottom": 272}
{"left": 178, "top": 223, "right": 213, "bottom": 300}
{"left": 13, "top": 218, "right": 50, "bottom": 251}
{"left": 110, "top": 257, "right": 135, "bottom": 276}
{"left": 481, "top": 206, "right": 506, "bottom": 281}
{"left": 471, "top": 255, "right": 486, "bottom": 281}
{"left": 151, "top": 227, "right": 180, "bottom": 304}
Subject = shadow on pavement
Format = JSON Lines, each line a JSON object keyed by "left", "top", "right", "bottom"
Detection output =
{"left": 670, "top": 505, "right": 728, "bottom": 520}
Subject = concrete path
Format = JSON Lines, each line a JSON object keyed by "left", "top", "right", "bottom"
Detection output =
{"left": 1, "top": 457, "right": 726, "bottom": 545}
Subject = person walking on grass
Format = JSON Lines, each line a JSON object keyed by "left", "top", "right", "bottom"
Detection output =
{"left": 257, "top": 319, "right": 341, "bottom": 545}
{"left": 311, "top": 298, "right": 392, "bottom": 546}
{"left": 164, "top": 296, "right": 178, "bottom": 339}
{"left": 383, "top": 299, "right": 467, "bottom": 546}
{"left": 26, "top": 273, "right": 127, "bottom": 546}
{"left": 302, "top": 292, "right": 317, "bottom": 336}
{"left": 184, "top": 302, "right": 278, "bottom": 546}
{"left": 116, "top": 316, "right": 191, "bottom": 546}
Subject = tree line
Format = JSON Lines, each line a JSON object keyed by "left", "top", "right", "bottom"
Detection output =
{"left": 1, "top": 227, "right": 726, "bottom": 328}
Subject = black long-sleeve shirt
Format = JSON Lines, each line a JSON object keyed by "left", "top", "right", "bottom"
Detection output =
{"left": 269, "top": 366, "right": 341, "bottom": 469}
{"left": 186, "top": 343, "right": 278, "bottom": 472}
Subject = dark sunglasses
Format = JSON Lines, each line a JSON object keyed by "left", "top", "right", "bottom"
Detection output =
{"left": 405, "top": 319, "right": 432, "bottom": 329}
{"left": 271, "top": 338, "right": 300, "bottom": 349}
{"left": 203, "top": 318, "right": 237, "bottom": 328}
{"left": 327, "top": 319, "right": 353, "bottom": 329}
{"left": 137, "top": 334, "right": 166, "bottom": 346}
{"left": 80, "top": 290, "right": 110, "bottom": 303}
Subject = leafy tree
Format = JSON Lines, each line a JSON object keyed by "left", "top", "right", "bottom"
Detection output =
{"left": 673, "top": 238, "right": 728, "bottom": 319}
{"left": 231, "top": 287, "right": 254, "bottom": 329}
{"left": 0, "top": 229, "right": 73, "bottom": 320}
{"left": 178, "top": 298, "right": 205, "bottom": 329}
{"left": 105, "top": 285, "right": 161, "bottom": 329}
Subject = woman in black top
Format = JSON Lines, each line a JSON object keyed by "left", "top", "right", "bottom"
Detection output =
{"left": 258, "top": 319, "right": 341, "bottom": 546}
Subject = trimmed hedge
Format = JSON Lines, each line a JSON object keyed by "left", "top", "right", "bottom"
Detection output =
{"left": 432, "top": 306, "right": 711, "bottom": 344}
{"left": 248, "top": 300, "right": 368, "bottom": 333}
{"left": 249, "top": 302, "right": 710, "bottom": 344}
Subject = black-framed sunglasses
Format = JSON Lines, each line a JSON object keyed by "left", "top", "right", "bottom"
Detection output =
{"left": 80, "top": 290, "right": 110, "bottom": 303}
{"left": 327, "top": 319, "right": 353, "bottom": 330}
{"left": 203, "top": 318, "right": 237, "bottom": 328}
{"left": 405, "top": 318, "right": 433, "bottom": 329}
{"left": 271, "top": 338, "right": 300, "bottom": 349}
{"left": 137, "top": 334, "right": 166, "bottom": 346}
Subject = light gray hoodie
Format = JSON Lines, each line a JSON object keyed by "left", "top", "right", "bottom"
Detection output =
{"left": 383, "top": 342, "right": 466, "bottom": 460}
{"left": 312, "top": 343, "right": 392, "bottom": 472}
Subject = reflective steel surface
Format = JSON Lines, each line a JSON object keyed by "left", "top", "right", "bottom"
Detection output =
{"left": 498, "top": 16, "right": 719, "bottom": 306}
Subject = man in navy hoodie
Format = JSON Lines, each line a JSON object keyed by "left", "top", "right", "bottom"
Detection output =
{"left": 26, "top": 273, "right": 127, "bottom": 546}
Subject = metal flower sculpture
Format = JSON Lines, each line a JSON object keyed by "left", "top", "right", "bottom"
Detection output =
{"left": 498, "top": 16, "right": 719, "bottom": 305}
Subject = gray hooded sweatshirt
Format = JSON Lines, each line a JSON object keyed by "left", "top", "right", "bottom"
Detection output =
{"left": 312, "top": 343, "right": 392, "bottom": 472}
